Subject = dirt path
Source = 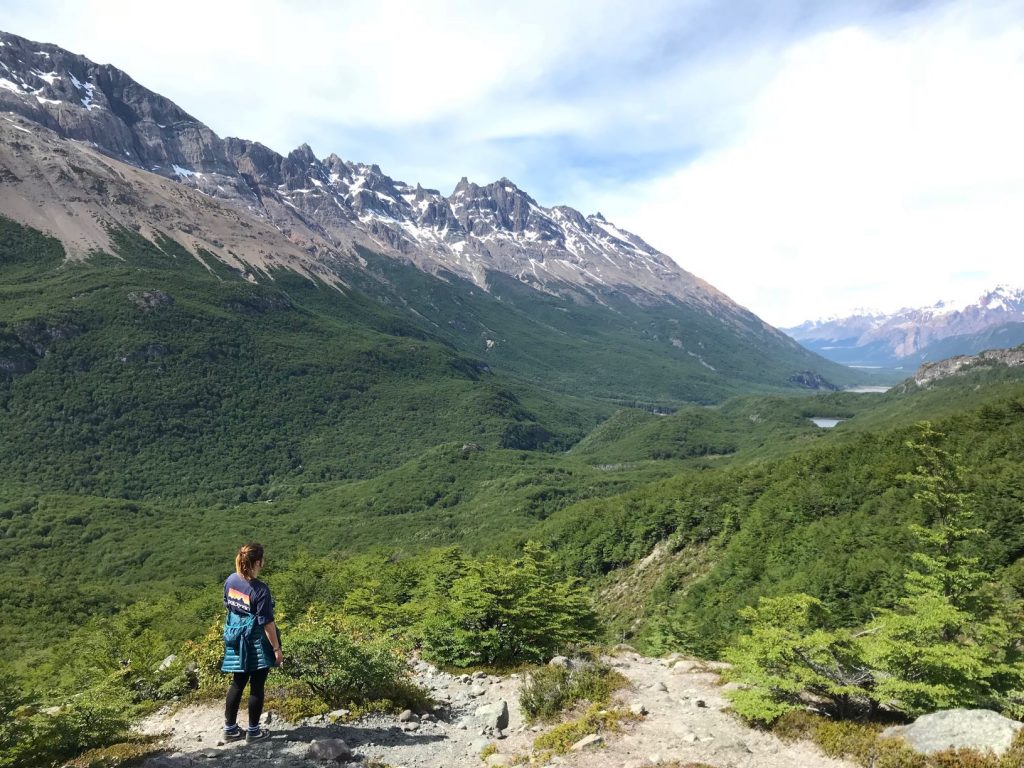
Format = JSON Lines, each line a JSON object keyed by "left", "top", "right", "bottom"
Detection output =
{"left": 137, "top": 651, "right": 856, "bottom": 768}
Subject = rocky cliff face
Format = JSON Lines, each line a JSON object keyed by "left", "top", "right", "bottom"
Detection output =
{"left": 0, "top": 29, "right": 751, "bottom": 321}
{"left": 912, "top": 345, "right": 1024, "bottom": 387}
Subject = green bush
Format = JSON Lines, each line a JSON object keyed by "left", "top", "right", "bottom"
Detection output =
{"left": 283, "top": 617, "right": 427, "bottom": 713}
{"left": 0, "top": 695, "right": 132, "bottom": 768}
{"left": 532, "top": 704, "right": 635, "bottom": 755}
{"left": 723, "top": 593, "right": 874, "bottom": 724}
{"left": 420, "top": 542, "right": 598, "bottom": 666}
{"left": 772, "top": 710, "right": 1024, "bottom": 768}
{"left": 519, "top": 660, "right": 627, "bottom": 722}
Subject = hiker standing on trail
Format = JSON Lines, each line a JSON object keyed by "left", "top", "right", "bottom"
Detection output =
{"left": 221, "top": 542, "right": 282, "bottom": 743}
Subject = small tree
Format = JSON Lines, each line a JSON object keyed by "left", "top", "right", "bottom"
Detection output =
{"left": 724, "top": 593, "right": 876, "bottom": 724}
{"left": 859, "top": 424, "right": 1024, "bottom": 715}
{"left": 420, "top": 542, "right": 598, "bottom": 666}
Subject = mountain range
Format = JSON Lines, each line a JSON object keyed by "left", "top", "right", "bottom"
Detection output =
{"left": 784, "top": 286, "right": 1024, "bottom": 369}
{"left": 0, "top": 28, "right": 858, "bottom": 400}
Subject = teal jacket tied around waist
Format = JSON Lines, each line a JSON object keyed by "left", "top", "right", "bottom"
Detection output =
{"left": 221, "top": 611, "right": 277, "bottom": 672}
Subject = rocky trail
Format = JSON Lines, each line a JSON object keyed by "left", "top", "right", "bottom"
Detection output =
{"left": 138, "top": 650, "right": 856, "bottom": 768}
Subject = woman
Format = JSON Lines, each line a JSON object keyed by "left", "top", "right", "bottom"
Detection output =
{"left": 221, "top": 542, "right": 283, "bottom": 743}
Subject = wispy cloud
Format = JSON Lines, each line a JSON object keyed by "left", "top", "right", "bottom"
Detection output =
{"left": 2, "top": 0, "right": 1020, "bottom": 325}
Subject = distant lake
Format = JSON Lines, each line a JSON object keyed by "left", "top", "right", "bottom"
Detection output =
{"left": 810, "top": 417, "right": 845, "bottom": 428}
{"left": 845, "top": 386, "right": 890, "bottom": 393}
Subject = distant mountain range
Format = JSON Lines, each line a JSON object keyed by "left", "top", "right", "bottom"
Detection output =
{"left": 784, "top": 286, "right": 1024, "bottom": 369}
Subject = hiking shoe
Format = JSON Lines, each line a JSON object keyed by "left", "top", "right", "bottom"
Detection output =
{"left": 246, "top": 728, "right": 270, "bottom": 743}
{"left": 223, "top": 729, "right": 245, "bottom": 742}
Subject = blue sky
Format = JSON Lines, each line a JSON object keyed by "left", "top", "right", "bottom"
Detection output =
{"left": 2, "top": 0, "right": 1023, "bottom": 325}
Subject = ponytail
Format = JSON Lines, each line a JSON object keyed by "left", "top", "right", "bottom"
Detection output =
{"left": 235, "top": 542, "right": 264, "bottom": 579}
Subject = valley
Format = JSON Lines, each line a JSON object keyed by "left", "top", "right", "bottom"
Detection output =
{"left": 1, "top": 24, "right": 1023, "bottom": 768}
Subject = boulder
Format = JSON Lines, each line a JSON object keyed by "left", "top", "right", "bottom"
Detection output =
{"left": 306, "top": 738, "right": 352, "bottom": 762}
{"left": 882, "top": 709, "right": 1024, "bottom": 756}
{"left": 398, "top": 709, "right": 418, "bottom": 723}
{"left": 549, "top": 655, "right": 572, "bottom": 668}
{"left": 475, "top": 700, "right": 510, "bottom": 731}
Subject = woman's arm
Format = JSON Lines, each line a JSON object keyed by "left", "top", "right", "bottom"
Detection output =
{"left": 263, "top": 621, "right": 284, "bottom": 666}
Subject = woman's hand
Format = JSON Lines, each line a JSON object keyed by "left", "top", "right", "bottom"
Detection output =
{"left": 274, "top": 647, "right": 284, "bottom": 667}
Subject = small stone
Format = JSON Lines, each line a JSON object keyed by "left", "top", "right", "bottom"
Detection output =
{"left": 158, "top": 654, "right": 177, "bottom": 671}
{"left": 695, "top": 699, "right": 707, "bottom": 708}
{"left": 398, "top": 709, "right": 418, "bottom": 722}
{"left": 629, "top": 702, "right": 648, "bottom": 716}
{"left": 548, "top": 655, "right": 572, "bottom": 668}
{"left": 469, "top": 685, "right": 487, "bottom": 697}
{"left": 402, "top": 722, "right": 420, "bottom": 732}
{"left": 682, "top": 733, "right": 698, "bottom": 743}
{"left": 473, "top": 671, "right": 488, "bottom": 679}
{"left": 570, "top": 733, "right": 603, "bottom": 751}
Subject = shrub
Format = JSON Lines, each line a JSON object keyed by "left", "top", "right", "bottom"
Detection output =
{"left": 723, "top": 593, "right": 875, "bottom": 724}
{"left": 420, "top": 542, "right": 598, "bottom": 666}
{"left": 0, "top": 698, "right": 132, "bottom": 768}
{"left": 519, "top": 660, "right": 627, "bottom": 722}
{"left": 772, "top": 711, "right": 1024, "bottom": 768}
{"left": 283, "top": 618, "right": 428, "bottom": 713}
{"left": 532, "top": 704, "right": 636, "bottom": 755}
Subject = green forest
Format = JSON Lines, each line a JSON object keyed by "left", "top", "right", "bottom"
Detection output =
{"left": 3, "top": 214, "right": 1024, "bottom": 766}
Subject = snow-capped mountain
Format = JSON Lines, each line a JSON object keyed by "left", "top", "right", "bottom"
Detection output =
{"left": 0, "top": 30, "right": 726, "bottom": 314}
{"left": 784, "top": 287, "right": 1024, "bottom": 368}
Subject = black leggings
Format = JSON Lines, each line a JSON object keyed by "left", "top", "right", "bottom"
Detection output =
{"left": 225, "top": 668, "right": 270, "bottom": 729}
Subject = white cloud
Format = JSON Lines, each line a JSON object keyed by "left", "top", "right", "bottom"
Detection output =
{"left": 584, "top": 6, "right": 1024, "bottom": 326}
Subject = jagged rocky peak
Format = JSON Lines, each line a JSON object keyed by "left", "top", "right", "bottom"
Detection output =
{"left": 448, "top": 176, "right": 540, "bottom": 234}
{"left": 0, "top": 30, "right": 234, "bottom": 177}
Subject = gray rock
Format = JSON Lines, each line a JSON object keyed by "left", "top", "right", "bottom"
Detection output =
{"left": 570, "top": 733, "right": 603, "bottom": 751}
{"left": 549, "top": 655, "right": 572, "bottom": 668}
{"left": 882, "top": 709, "right": 1024, "bottom": 756}
{"left": 469, "top": 685, "right": 487, "bottom": 697}
{"left": 628, "top": 702, "right": 648, "bottom": 716}
{"left": 307, "top": 739, "right": 351, "bottom": 762}
{"left": 398, "top": 709, "right": 418, "bottom": 722}
{"left": 327, "top": 709, "right": 350, "bottom": 722}
{"left": 473, "top": 670, "right": 488, "bottom": 679}
{"left": 475, "top": 700, "right": 510, "bottom": 731}
{"left": 157, "top": 654, "right": 177, "bottom": 671}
